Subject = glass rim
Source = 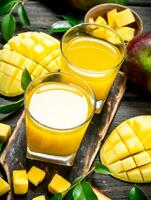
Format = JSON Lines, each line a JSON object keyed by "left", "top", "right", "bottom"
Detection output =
{"left": 24, "top": 72, "right": 96, "bottom": 132}
{"left": 61, "top": 22, "right": 126, "bottom": 75}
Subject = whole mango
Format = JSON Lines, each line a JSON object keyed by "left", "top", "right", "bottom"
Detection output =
{"left": 0, "top": 32, "right": 60, "bottom": 97}
{"left": 124, "top": 32, "right": 151, "bottom": 93}
{"left": 100, "top": 116, "right": 151, "bottom": 183}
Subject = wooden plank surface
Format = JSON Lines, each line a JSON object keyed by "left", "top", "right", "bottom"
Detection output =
{"left": 0, "top": 0, "right": 151, "bottom": 200}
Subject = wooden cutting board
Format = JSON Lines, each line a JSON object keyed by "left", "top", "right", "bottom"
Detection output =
{"left": 0, "top": 72, "right": 127, "bottom": 200}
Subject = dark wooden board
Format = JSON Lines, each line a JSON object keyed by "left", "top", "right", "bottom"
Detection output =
{"left": 0, "top": 72, "right": 126, "bottom": 200}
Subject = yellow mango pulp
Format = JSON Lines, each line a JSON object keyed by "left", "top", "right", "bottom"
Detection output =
{"left": 0, "top": 123, "right": 11, "bottom": 142}
{"left": 32, "top": 195, "right": 46, "bottom": 200}
{"left": 27, "top": 166, "right": 46, "bottom": 186}
{"left": 0, "top": 177, "right": 10, "bottom": 196}
{"left": 101, "top": 116, "right": 151, "bottom": 183}
{"left": 61, "top": 36, "right": 123, "bottom": 100}
{"left": 13, "top": 170, "right": 28, "bottom": 194}
{"left": 48, "top": 174, "right": 71, "bottom": 196}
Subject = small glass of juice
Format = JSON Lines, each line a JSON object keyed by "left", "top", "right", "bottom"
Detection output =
{"left": 61, "top": 23, "right": 126, "bottom": 113}
{"left": 25, "top": 72, "right": 95, "bottom": 166}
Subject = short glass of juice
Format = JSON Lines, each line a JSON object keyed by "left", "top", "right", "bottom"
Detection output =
{"left": 61, "top": 23, "right": 126, "bottom": 113}
{"left": 25, "top": 72, "right": 95, "bottom": 166}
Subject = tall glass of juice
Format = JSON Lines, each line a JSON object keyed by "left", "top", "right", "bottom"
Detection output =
{"left": 61, "top": 23, "right": 125, "bottom": 113}
{"left": 25, "top": 72, "right": 95, "bottom": 166}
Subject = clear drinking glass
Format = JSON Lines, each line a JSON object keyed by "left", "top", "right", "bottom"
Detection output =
{"left": 61, "top": 23, "right": 126, "bottom": 113}
{"left": 25, "top": 72, "right": 95, "bottom": 166}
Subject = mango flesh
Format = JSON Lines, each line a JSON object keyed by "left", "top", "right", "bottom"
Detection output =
{"left": 13, "top": 170, "right": 28, "bottom": 195}
{"left": 32, "top": 195, "right": 46, "bottom": 200}
{"left": 48, "top": 174, "right": 71, "bottom": 196}
{"left": 100, "top": 116, "right": 151, "bottom": 183}
{"left": 0, "top": 177, "right": 10, "bottom": 196}
{"left": 27, "top": 166, "right": 46, "bottom": 186}
{"left": 0, "top": 32, "right": 60, "bottom": 97}
{"left": 0, "top": 123, "right": 11, "bottom": 142}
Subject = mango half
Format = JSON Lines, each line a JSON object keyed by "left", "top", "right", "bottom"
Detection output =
{"left": 100, "top": 116, "right": 151, "bottom": 183}
{"left": 0, "top": 32, "right": 60, "bottom": 97}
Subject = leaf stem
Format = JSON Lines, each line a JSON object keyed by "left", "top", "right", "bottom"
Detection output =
{"left": 9, "top": 0, "right": 22, "bottom": 15}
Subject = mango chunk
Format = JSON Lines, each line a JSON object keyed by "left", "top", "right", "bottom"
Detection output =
{"left": 27, "top": 166, "right": 46, "bottom": 186}
{"left": 95, "top": 16, "right": 107, "bottom": 25}
{"left": 0, "top": 177, "right": 10, "bottom": 196}
{"left": 48, "top": 174, "right": 71, "bottom": 195}
{"left": 107, "top": 9, "right": 117, "bottom": 27}
{"left": 32, "top": 195, "right": 46, "bottom": 200}
{"left": 13, "top": 170, "right": 28, "bottom": 195}
{"left": 100, "top": 116, "right": 151, "bottom": 183}
{"left": 0, "top": 123, "right": 11, "bottom": 142}
{"left": 116, "top": 27, "right": 135, "bottom": 42}
{"left": 114, "top": 9, "right": 135, "bottom": 28}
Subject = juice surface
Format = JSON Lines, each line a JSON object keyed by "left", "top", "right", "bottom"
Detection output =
{"left": 61, "top": 36, "right": 123, "bottom": 100}
{"left": 63, "top": 36, "right": 122, "bottom": 71}
{"left": 26, "top": 82, "right": 92, "bottom": 156}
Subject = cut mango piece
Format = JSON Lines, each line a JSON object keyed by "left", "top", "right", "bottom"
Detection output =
{"left": 107, "top": 9, "right": 117, "bottom": 27}
{"left": 116, "top": 27, "right": 135, "bottom": 42}
{"left": 88, "top": 18, "right": 96, "bottom": 29}
{"left": 27, "top": 166, "right": 46, "bottom": 186}
{"left": 0, "top": 177, "right": 10, "bottom": 196}
{"left": 0, "top": 123, "right": 11, "bottom": 142}
{"left": 105, "top": 29, "right": 121, "bottom": 45}
{"left": 13, "top": 170, "right": 28, "bottom": 195}
{"left": 48, "top": 174, "right": 71, "bottom": 196}
{"left": 91, "top": 27, "right": 106, "bottom": 39}
{"left": 114, "top": 9, "right": 135, "bottom": 28}
{"left": 95, "top": 16, "right": 107, "bottom": 25}
{"left": 100, "top": 116, "right": 151, "bottom": 183}
{"left": 32, "top": 195, "right": 46, "bottom": 200}
{"left": 0, "top": 32, "right": 60, "bottom": 97}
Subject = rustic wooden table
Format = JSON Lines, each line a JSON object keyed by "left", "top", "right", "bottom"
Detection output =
{"left": 0, "top": 0, "right": 151, "bottom": 199}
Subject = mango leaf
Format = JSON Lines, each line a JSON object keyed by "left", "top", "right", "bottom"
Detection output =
{"left": 0, "top": 0, "right": 17, "bottom": 16}
{"left": 49, "top": 20, "right": 72, "bottom": 33}
{"left": 51, "top": 193, "right": 62, "bottom": 200}
{"left": 21, "top": 68, "right": 32, "bottom": 90}
{"left": 0, "top": 142, "right": 3, "bottom": 152}
{"left": 64, "top": 189, "right": 73, "bottom": 200}
{"left": 62, "top": 14, "right": 83, "bottom": 26}
{"left": 94, "top": 162, "right": 111, "bottom": 175}
{"left": 1, "top": 14, "right": 16, "bottom": 41}
{"left": 18, "top": 4, "right": 30, "bottom": 26}
{"left": 73, "top": 181, "right": 98, "bottom": 200}
{"left": 129, "top": 185, "right": 148, "bottom": 200}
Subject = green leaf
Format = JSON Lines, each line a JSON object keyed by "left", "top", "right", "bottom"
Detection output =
{"left": 73, "top": 181, "right": 98, "bottom": 200}
{"left": 94, "top": 163, "right": 111, "bottom": 175}
{"left": 72, "top": 176, "right": 83, "bottom": 185}
{"left": 18, "top": 4, "right": 30, "bottom": 26}
{"left": 62, "top": 14, "right": 83, "bottom": 26}
{"left": 48, "top": 21, "right": 72, "bottom": 33}
{"left": 129, "top": 185, "right": 148, "bottom": 200}
{"left": 1, "top": 14, "right": 16, "bottom": 41}
{"left": 0, "top": 142, "right": 3, "bottom": 152}
{"left": 0, "top": 98, "right": 24, "bottom": 114}
{"left": 51, "top": 193, "right": 62, "bottom": 200}
{"left": 0, "top": 0, "right": 17, "bottom": 16}
{"left": 64, "top": 189, "right": 73, "bottom": 200}
{"left": 21, "top": 68, "right": 32, "bottom": 90}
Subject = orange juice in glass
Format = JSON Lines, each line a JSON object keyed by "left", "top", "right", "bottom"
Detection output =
{"left": 25, "top": 72, "right": 95, "bottom": 166}
{"left": 61, "top": 23, "right": 125, "bottom": 113}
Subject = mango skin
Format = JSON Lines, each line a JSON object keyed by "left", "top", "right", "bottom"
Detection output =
{"left": 100, "top": 116, "right": 151, "bottom": 183}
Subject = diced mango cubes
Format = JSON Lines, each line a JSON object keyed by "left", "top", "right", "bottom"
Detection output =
{"left": 13, "top": 170, "right": 28, "bottom": 195}
{"left": 48, "top": 174, "right": 71, "bottom": 195}
{"left": 88, "top": 8, "right": 136, "bottom": 43}
{"left": 0, "top": 177, "right": 10, "bottom": 196}
{"left": 114, "top": 9, "right": 135, "bottom": 28}
{"left": 100, "top": 116, "right": 151, "bottom": 183}
{"left": 116, "top": 27, "right": 135, "bottom": 42}
{"left": 27, "top": 166, "right": 46, "bottom": 186}
{"left": 0, "top": 123, "right": 11, "bottom": 142}
{"left": 32, "top": 195, "right": 46, "bottom": 200}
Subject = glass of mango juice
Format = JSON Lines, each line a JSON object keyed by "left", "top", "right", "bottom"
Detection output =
{"left": 61, "top": 23, "right": 126, "bottom": 113}
{"left": 25, "top": 72, "right": 95, "bottom": 166}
